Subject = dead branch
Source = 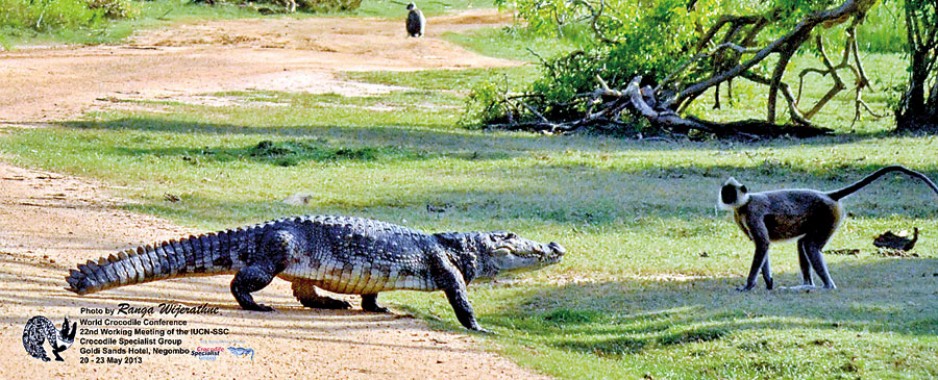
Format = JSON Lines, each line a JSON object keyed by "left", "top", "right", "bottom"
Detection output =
{"left": 486, "top": 0, "right": 877, "bottom": 139}
{"left": 671, "top": 0, "right": 878, "bottom": 111}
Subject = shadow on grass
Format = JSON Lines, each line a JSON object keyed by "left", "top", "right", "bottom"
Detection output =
{"left": 58, "top": 116, "right": 906, "bottom": 155}
{"left": 113, "top": 138, "right": 440, "bottom": 167}
{"left": 36, "top": 116, "right": 938, "bottom": 227}
{"left": 467, "top": 258, "right": 938, "bottom": 357}
{"left": 57, "top": 116, "right": 938, "bottom": 181}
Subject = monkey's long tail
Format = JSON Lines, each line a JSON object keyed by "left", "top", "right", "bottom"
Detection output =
{"left": 64, "top": 224, "right": 269, "bottom": 295}
{"left": 826, "top": 165, "right": 938, "bottom": 201}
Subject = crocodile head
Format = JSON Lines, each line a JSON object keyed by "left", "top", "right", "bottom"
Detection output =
{"left": 436, "top": 231, "right": 565, "bottom": 280}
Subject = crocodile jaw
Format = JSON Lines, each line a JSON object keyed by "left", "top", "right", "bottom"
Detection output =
{"left": 486, "top": 238, "right": 565, "bottom": 276}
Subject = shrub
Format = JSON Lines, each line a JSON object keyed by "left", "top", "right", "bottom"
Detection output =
{"left": 85, "top": 0, "right": 138, "bottom": 19}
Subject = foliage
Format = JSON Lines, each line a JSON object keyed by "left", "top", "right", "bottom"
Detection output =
{"left": 85, "top": 0, "right": 138, "bottom": 19}
{"left": 500, "top": 0, "right": 732, "bottom": 116}
{"left": 463, "top": 77, "right": 514, "bottom": 127}
{"left": 0, "top": 0, "right": 259, "bottom": 46}
{"left": 296, "top": 0, "right": 362, "bottom": 12}
{"left": 0, "top": 0, "right": 118, "bottom": 33}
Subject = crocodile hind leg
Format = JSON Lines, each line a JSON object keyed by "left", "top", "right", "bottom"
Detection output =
{"left": 361, "top": 294, "right": 389, "bottom": 313}
{"left": 291, "top": 279, "right": 351, "bottom": 309}
{"left": 231, "top": 266, "right": 277, "bottom": 312}
{"left": 232, "top": 227, "right": 297, "bottom": 312}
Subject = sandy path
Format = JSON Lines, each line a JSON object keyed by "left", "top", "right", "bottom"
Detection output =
{"left": 0, "top": 10, "right": 548, "bottom": 379}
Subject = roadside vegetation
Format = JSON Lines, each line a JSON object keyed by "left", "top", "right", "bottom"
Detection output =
{"left": 1, "top": 0, "right": 936, "bottom": 378}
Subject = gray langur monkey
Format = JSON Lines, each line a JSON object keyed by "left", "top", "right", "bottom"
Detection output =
{"left": 406, "top": 3, "right": 426, "bottom": 38}
{"left": 719, "top": 165, "right": 938, "bottom": 291}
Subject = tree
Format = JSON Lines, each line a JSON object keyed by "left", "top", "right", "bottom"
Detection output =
{"left": 895, "top": 0, "right": 938, "bottom": 131}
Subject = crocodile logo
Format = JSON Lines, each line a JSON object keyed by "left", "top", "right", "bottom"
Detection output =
{"left": 227, "top": 346, "right": 254, "bottom": 361}
{"left": 22, "top": 316, "right": 77, "bottom": 362}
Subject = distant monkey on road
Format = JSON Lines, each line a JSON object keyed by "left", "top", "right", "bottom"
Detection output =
{"left": 406, "top": 3, "right": 426, "bottom": 37}
{"left": 719, "top": 165, "right": 938, "bottom": 292}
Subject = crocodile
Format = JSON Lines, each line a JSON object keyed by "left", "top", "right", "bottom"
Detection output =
{"left": 66, "top": 215, "right": 565, "bottom": 332}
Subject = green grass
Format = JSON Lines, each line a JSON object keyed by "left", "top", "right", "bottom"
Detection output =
{"left": 443, "top": 26, "right": 583, "bottom": 62}
{"left": 354, "top": 0, "right": 491, "bottom": 18}
{"left": 1, "top": 19, "right": 936, "bottom": 380}
{"left": 341, "top": 66, "right": 540, "bottom": 91}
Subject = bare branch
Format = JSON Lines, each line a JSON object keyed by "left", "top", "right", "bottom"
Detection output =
{"left": 672, "top": 0, "right": 877, "bottom": 109}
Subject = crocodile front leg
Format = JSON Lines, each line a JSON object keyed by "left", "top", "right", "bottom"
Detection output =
{"left": 430, "top": 253, "right": 488, "bottom": 333}
{"left": 292, "top": 280, "right": 351, "bottom": 309}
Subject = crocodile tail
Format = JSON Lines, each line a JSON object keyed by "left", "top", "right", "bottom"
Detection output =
{"left": 65, "top": 225, "right": 264, "bottom": 295}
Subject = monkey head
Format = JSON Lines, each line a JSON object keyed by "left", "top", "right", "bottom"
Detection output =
{"left": 719, "top": 177, "right": 750, "bottom": 209}
{"left": 406, "top": 2, "right": 416, "bottom": 10}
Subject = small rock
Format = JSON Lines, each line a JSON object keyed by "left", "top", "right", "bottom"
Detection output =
{"left": 283, "top": 193, "right": 314, "bottom": 206}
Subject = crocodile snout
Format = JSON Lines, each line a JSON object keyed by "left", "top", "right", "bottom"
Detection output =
{"left": 548, "top": 242, "right": 565, "bottom": 256}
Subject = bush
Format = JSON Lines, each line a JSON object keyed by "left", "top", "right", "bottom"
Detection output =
{"left": 0, "top": 0, "right": 136, "bottom": 34}
{"left": 1, "top": 0, "right": 101, "bottom": 32}
{"left": 296, "top": 0, "right": 361, "bottom": 12}
{"left": 85, "top": 0, "right": 138, "bottom": 19}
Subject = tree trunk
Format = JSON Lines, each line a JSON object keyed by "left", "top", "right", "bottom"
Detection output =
{"left": 895, "top": 0, "right": 938, "bottom": 132}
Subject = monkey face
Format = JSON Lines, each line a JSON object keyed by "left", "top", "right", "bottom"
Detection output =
{"left": 719, "top": 177, "right": 749, "bottom": 209}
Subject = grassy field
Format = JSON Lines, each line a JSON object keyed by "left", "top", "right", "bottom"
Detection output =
{"left": 3, "top": 4, "right": 938, "bottom": 379}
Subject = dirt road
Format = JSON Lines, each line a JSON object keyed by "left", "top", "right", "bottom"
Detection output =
{"left": 0, "top": 10, "right": 548, "bottom": 379}
{"left": 0, "top": 10, "right": 519, "bottom": 122}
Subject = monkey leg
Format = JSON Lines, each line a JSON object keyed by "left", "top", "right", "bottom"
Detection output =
{"left": 738, "top": 236, "right": 770, "bottom": 292}
{"left": 760, "top": 260, "right": 774, "bottom": 290}
{"left": 361, "top": 294, "right": 390, "bottom": 313}
{"left": 291, "top": 280, "right": 351, "bottom": 309}
{"left": 797, "top": 239, "right": 816, "bottom": 286}
{"left": 231, "top": 265, "right": 277, "bottom": 312}
{"left": 803, "top": 238, "right": 837, "bottom": 289}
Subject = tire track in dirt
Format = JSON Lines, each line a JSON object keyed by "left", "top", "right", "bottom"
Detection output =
{"left": 0, "top": 11, "right": 549, "bottom": 379}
